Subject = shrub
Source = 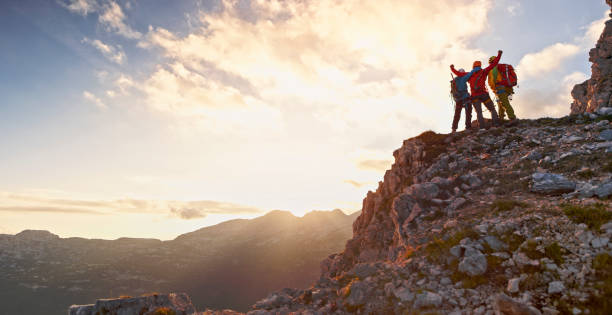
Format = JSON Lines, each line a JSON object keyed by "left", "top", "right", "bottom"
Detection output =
{"left": 424, "top": 228, "right": 479, "bottom": 264}
{"left": 491, "top": 199, "right": 528, "bottom": 213}
{"left": 544, "top": 242, "right": 565, "bottom": 265}
{"left": 521, "top": 239, "right": 544, "bottom": 260}
{"left": 562, "top": 203, "right": 612, "bottom": 230}
{"left": 587, "top": 253, "right": 612, "bottom": 314}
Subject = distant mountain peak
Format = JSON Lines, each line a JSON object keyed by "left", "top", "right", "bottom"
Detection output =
{"left": 14, "top": 229, "right": 59, "bottom": 240}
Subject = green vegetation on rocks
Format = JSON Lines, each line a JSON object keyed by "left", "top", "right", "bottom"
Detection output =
{"left": 562, "top": 203, "right": 612, "bottom": 230}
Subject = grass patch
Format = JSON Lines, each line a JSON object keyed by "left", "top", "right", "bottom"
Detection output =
{"left": 587, "top": 253, "right": 612, "bottom": 314}
{"left": 576, "top": 169, "right": 596, "bottom": 180}
{"left": 424, "top": 228, "right": 479, "bottom": 264}
{"left": 562, "top": 203, "right": 612, "bottom": 230}
{"left": 500, "top": 232, "right": 526, "bottom": 252}
{"left": 544, "top": 153, "right": 612, "bottom": 176}
{"left": 544, "top": 242, "right": 565, "bottom": 265}
{"left": 521, "top": 239, "right": 544, "bottom": 260}
{"left": 595, "top": 114, "right": 612, "bottom": 122}
{"left": 522, "top": 272, "right": 545, "bottom": 290}
{"left": 423, "top": 210, "right": 445, "bottom": 221}
{"left": 491, "top": 199, "right": 529, "bottom": 213}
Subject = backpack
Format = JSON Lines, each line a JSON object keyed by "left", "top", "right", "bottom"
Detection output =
{"left": 450, "top": 78, "right": 460, "bottom": 100}
{"left": 497, "top": 64, "right": 517, "bottom": 87}
{"left": 470, "top": 70, "right": 487, "bottom": 95}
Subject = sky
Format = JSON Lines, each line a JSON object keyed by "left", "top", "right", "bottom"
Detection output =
{"left": 0, "top": 0, "right": 608, "bottom": 240}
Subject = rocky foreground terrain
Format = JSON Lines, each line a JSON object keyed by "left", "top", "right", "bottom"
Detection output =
{"left": 0, "top": 209, "right": 358, "bottom": 314}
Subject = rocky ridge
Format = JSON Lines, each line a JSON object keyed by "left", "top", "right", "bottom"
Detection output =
{"left": 73, "top": 111, "right": 612, "bottom": 315}
{"left": 571, "top": 1, "right": 612, "bottom": 114}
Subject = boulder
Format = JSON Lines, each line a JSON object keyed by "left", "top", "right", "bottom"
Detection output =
{"left": 344, "top": 280, "right": 370, "bottom": 310}
{"left": 413, "top": 291, "right": 442, "bottom": 309}
{"left": 595, "top": 180, "right": 612, "bottom": 199}
{"left": 507, "top": 278, "right": 520, "bottom": 293}
{"left": 600, "top": 129, "right": 612, "bottom": 141}
{"left": 530, "top": 172, "right": 576, "bottom": 195}
{"left": 458, "top": 247, "right": 487, "bottom": 276}
{"left": 405, "top": 182, "right": 440, "bottom": 200}
{"left": 494, "top": 293, "right": 542, "bottom": 315}
{"left": 547, "top": 281, "right": 565, "bottom": 294}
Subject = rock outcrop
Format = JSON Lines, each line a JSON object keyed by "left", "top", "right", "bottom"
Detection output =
{"left": 571, "top": 1, "right": 612, "bottom": 114}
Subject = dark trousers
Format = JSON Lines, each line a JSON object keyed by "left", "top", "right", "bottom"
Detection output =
{"left": 452, "top": 97, "right": 472, "bottom": 131}
{"left": 471, "top": 93, "right": 500, "bottom": 128}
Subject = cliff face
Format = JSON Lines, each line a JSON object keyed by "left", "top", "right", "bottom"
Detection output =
{"left": 571, "top": 1, "right": 612, "bottom": 114}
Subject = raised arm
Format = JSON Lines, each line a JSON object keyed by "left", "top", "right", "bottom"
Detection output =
{"left": 450, "top": 64, "right": 464, "bottom": 76}
{"left": 484, "top": 50, "right": 503, "bottom": 72}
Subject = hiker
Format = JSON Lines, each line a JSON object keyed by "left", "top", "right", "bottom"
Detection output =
{"left": 449, "top": 66, "right": 478, "bottom": 133}
{"left": 487, "top": 56, "right": 518, "bottom": 122}
{"left": 461, "top": 50, "right": 503, "bottom": 129}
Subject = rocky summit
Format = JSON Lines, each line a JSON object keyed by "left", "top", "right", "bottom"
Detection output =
{"left": 72, "top": 111, "right": 612, "bottom": 315}
{"left": 572, "top": 1, "right": 612, "bottom": 114}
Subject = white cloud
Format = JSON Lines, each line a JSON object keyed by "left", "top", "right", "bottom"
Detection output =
{"left": 579, "top": 11, "right": 608, "bottom": 50}
{"left": 62, "top": 0, "right": 97, "bottom": 15}
{"left": 517, "top": 43, "right": 580, "bottom": 79}
{"left": 138, "top": 0, "right": 492, "bottom": 139}
{"left": 98, "top": 1, "right": 142, "bottom": 39}
{"left": 82, "top": 37, "right": 126, "bottom": 64}
{"left": 115, "top": 74, "right": 135, "bottom": 94}
{"left": 62, "top": 0, "right": 141, "bottom": 39}
{"left": 507, "top": 3, "right": 522, "bottom": 16}
{"left": 83, "top": 90, "right": 107, "bottom": 109}
{"left": 514, "top": 71, "right": 588, "bottom": 118}
{"left": 0, "top": 191, "right": 262, "bottom": 218}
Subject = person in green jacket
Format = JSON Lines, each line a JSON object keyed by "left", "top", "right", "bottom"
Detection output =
{"left": 487, "top": 56, "right": 517, "bottom": 122}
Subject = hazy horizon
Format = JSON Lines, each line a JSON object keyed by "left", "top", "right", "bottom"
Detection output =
{"left": 0, "top": 0, "right": 607, "bottom": 239}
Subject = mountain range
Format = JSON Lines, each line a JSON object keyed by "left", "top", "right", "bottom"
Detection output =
{"left": 0, "top": 209, "right": 359, "bottom": 314}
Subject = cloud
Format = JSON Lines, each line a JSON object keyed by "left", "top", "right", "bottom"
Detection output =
{"left": 170, "top": 207, "right": 206, "bottom": 219}
{"left": 62, "top": 0, "right": 141, "bottom": 39}
{"left": 580, "top": 11, "right": 608, "bottom": 49}
{"left": 83, "top": 90, "right": 107, "bottom": 109}
{"left": 0, "top": 191, "right": 263, "bottom": 218}
{"left": 517, "top": 43, "right": 580, "bottom": 79}
{"left": 514, "top": 71, "right": 588, "bottom": 118}
{"left": 98, "top": 1, "right": 142, "bottom": 39}
{"left": 61, "top": 0, "right": 97, "bottom": 15}
{"left": 134, "top": 0, "right": 492, "bottom": 142}
{"left": 82, "top": 37, "right": 126, "bottom": 64}
{"left": 506, "top": 3, "right": 522, "bottom": 16}
{"left": 343, "top": 180, "right": 368, "bottom": 188}
{"left": 357, "top": 159, "right": 392, "bottom": 172}
{"left": 0, "top": 206, "right": 105, "bottom": 215}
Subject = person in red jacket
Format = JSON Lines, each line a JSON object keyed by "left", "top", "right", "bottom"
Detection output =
{"left": 466, "top": 50, "right": 502, "bottom": 129}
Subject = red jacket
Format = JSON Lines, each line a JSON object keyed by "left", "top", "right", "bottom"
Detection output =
{"left": 468, "top": 51, "right": 502, "bottom": 97}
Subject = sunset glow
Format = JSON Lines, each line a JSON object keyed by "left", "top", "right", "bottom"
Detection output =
{"left": 0, "top": 0, "right": 607, "bottom": 239}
